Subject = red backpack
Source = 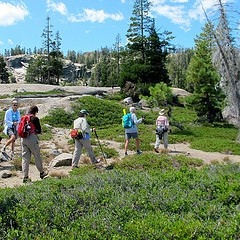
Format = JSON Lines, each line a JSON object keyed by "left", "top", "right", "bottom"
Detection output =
{"left": 70, "top": 129, "right": 83, "bottom": 140}
{"left": 18, "top": 114, "right": 35, "bottom": 138}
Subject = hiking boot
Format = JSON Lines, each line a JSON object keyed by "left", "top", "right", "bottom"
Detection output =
{"left": 93, "top": 159, "right": 101, "bottom": 164}
{"left": 40, "top": 171, "right": 48, "bottom": 179}
{"left": 125, "top": 152, "right": 128, "bottom": 156}
{"left": 10, "top": 152, "right": 14, "bottom": 160}
{"left": 1, "top": 146, "right": 6, "bottom": 153}
{"left": 72, "top": 165, "right": 79, "bottom": 169}
{"left": 23, "top": 177, "right": 31, "bottom": 183}
{"left": 137, "top": 150, "right": 142, "bottom": 155}
{"left": 154, "top": 148, "right": 159, "bottom": 153}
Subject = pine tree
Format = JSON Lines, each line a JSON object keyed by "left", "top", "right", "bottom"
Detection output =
{"left": 186, "top": 23, "right": 224, "bottom": 123}
{"left": 41, "top": 16, "right": 54, "bottom": 83}
{"left": 122, "top": 0, "right": 173, "bottom": 98}
{"left": 0, "top": 56, "right": 9, "bottom": 83}
{"left": 146, "top": 20, "right": 171, "bottom": 84}
{"left": 167, "top": 48, "right": 194, "bottom": 89}
{"left": 126, "top": 0, "right": 152, "bottom": 63}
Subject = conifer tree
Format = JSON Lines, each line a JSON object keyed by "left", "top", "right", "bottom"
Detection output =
{"left": 26, "top": 16, "right": 63, "bottom": 85}
{"left": 126, "top": 0, "right": 152, "bottom": 63}
{"left": 167, "top": 48, "right": 194, "bottom": 89}
{"left": 146, "top": 20, "right": 171, "bottom": 84}
{"left": 186, "top": 23, "right": 224, "bottom": 123}
{"left": 203, "top": 0, "right": 240, "bottom": 140}
{"left": 0, "top": 56, "right": 9, "bottom": 83}
{"left": 121, "top": 0, "right": 173, "bottom": 98}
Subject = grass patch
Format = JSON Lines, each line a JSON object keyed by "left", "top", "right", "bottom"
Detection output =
{"left": 0, "top": 94, "right": 11, "bottom": 99}
{"left": 38, "top": 124, "right": 52, "bottom": 141}
{"left": 112, "top": 153, "right": 203, "bottom": 170}
{"left": 13, "top": 89, "right": 70, "bottom": 97}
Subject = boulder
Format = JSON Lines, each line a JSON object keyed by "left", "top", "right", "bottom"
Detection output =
{"left": 171, "top": 87, "right": 191, "bottom": 97}
{"left": 49, "top": 153, "right": 73, "bottom": 168}
{"left": 123, "top": 97, "right": 133, "bottom": 105}
{"left": 17, "top": 88, "right": 26, "bottom": 93}
{"left": 0, "top": 171, "right": 12, "bottom": 178}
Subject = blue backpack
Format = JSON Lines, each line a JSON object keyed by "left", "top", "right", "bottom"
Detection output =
{"left": 122, "top": 113, "right": 134, "bottom": 128}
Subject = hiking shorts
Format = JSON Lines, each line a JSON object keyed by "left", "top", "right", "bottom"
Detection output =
{"left": 125, "top": 132, "right": 138, "bottom": 140}
{"left": 7, "top": 127, "right": 18, "bottom": 139}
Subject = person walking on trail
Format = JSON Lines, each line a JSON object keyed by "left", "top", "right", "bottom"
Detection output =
{"left": 124, "top": 106, "right": 144, "bottom": 156}
{"left": 154, "top": 109, "right": 169, "bottom": 153}
{"left": 72, "top": 109, "right": 100, "bottom": 169}
{"left": 21, "top": 106, "right": 48, "bottom": 183}
{"left": 2, "top": 98, "right": 21, "bottom": 160}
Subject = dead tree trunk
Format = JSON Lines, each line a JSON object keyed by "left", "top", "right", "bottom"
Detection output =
{"left": 202, "top": 0, "right": 240, "bottom": 142}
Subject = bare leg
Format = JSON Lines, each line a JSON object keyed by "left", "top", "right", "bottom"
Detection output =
{"left": 124, "top": 139, "right": 130, "bottom": 153}
{"left": 136, "top": 138, "right": 140, "bottom": 151}
{"left": 4, "top": 135, "right": 16, "bottom": 151}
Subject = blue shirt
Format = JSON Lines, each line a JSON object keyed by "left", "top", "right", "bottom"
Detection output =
{"left": 3, "top": 108, "right": 21, "bottom": 135}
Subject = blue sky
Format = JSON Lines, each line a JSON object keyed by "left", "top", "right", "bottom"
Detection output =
{"left": 0, "top": 0, "right": 238, "bottom": 56}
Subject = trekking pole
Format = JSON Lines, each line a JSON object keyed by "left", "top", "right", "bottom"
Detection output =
{"left": 94, "top": 130, "right": 107, "bottom": 164}
{"left": 170, "top": 130, "right": 176, "bottom": 152}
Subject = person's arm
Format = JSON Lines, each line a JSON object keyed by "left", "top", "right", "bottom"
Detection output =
{"left": 4, "top": 110, "right": 13, "bottom": 127}
{"left": 132, "top": 113, "right": 142, "bottom": 125}
{"left": 17, "top": 110, "right": 21, "bottom": 124}
{"left": 32, "top": 117, "right": 41, "bottom": 134}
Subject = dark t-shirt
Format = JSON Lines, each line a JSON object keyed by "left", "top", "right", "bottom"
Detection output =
{"left": 30, "top": 116, "right": 41, "bottom": 134}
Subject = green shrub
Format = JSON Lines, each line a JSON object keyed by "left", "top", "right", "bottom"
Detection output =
{"left": 0, "top": 162, "right": 240, "bottom": 239}
{"left": 3, "top": 94, "right": 239, "bottom": 238}
{"left": 42, "top": 108, "right": 74, "bottom": 128}
{"left": 71, "top": 96, "right": 124, "bottom": 127}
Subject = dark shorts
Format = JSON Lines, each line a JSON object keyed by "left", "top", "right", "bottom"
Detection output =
{"left": 125, "top": 132, "right": 138, "bottom": 140}
{"left": 7, "top": 127, "right": 17, "bottom": 139}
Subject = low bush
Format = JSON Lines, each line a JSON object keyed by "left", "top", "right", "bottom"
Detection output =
{"left": 1, "top": 95, "right": 240, "bottom": 238}
{"left": 0, "top": 160, "right": 239, "bottom": 239}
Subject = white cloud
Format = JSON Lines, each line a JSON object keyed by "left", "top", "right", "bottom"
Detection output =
{"left": 68, "top": 9, "right": 124, "bottom": 23}
{"left": 189, "top": 0, "right": 235, "bottom": 22}
{"left": 152, "top": 4, "right": 191, "bottom": 31}
{"left": 47, "top": 0, "right": 68, "bottom": 15}
{"left": 151, "top": 0, "right": 166, "bottom": 4}
{"left": 171, "top": 0, "right": 188, "bottom": 2}
{"left": 8, "top": 39, "right": 14, "bottom": 45}
{"left": 188, "top": 0, "right": 217, "bottom": 22}
{"left": 121, "top": 0, "right": 126, "bottom": 3}
{"left": 0, "top": 2, "right": 29, "bottom": 26}
{"left": 150, "top": 0, "right": 236, "bottom": 33}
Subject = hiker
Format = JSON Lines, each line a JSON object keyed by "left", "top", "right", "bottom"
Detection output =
{"left": 154, "top": 109, "right": 169, "bottom": 153}
{"left": 72, "top": 109, "right": 100, "bottom": 169}
{"left": 124, "top": 106, "right": 144, "bottom": 156}
{"left": 21, "top": 106, "right": 48, "bottom": 183}
{"left": 2, "top": 98, "right": 21, "bottom": 159}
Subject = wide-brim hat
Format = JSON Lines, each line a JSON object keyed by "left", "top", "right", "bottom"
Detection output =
{"left": 80, "top": 109, "right": 89, "bottom": 115}
{"left": 159, "top": 109, "right": 166, "bottom": 116}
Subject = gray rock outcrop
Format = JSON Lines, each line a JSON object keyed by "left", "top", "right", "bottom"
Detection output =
{"left": 4, "top": 54, "right": 91, "bottom": 84}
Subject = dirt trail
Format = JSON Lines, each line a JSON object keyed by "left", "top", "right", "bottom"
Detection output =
{"left": 167, "top": 143, "right": 240, "bottom": 164}
{"left": 0, "top": 84, "right": 239, "bottom": 188}
{"left": 1, "top": 136, "right": 240, "bottom": 188}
